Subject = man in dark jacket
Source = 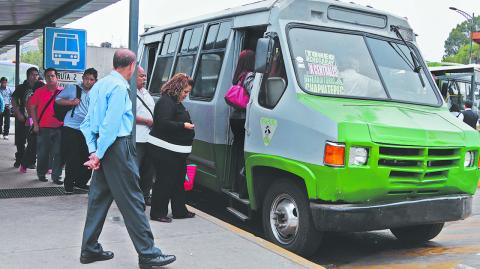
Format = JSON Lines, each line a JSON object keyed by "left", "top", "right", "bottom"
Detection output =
{"left": 461, "top": 100, "right": 478, "bottom": 129}
{"left": 11, "top": 67, "right": 44, "bottom": 168}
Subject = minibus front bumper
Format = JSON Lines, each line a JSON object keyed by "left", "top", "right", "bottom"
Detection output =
{"left": 310, "top": 194, "right": 472, "bottom": 232}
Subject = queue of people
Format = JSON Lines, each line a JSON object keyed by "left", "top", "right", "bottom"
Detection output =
{"left": 2, "top": 47, "right": 257, "bottom": 267}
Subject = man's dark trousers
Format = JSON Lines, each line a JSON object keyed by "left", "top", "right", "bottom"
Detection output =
{"left": 0, "top": 106, "right": 10, "bottom": 135}
{"left": 21, "top": 127, "right": 37, "bottom": 168}
{"left": 14, "top": 120, "right": 27, "bottom": 165}
{"left": 62, "top": 126, "right": 91, "bottom": 191}
{"left": 81, "top": 136, "right": 161, "bottom": 257}
{"left": 36, "top": 128, "right": 62, "bottom": 180}
{"left": 136, "top": 142, "right": 155, "bottom": 199}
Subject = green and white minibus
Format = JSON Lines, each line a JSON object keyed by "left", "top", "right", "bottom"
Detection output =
{"left": 139, "top": 0, "right": 479, "bottom": 256}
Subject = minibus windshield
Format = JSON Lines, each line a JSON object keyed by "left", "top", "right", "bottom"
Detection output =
{"left": 289, "top": 27, "right": 440, "bottom": 106}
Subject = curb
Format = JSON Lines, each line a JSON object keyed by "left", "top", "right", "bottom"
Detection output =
{"left": 187, "top": 205, "right": 325, "bottom": 269}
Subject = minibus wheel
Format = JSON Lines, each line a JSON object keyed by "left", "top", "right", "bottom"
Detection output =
{"left": 262, "top": 179, "right": 322, "bottom": 256}
{"left": 390, "top": 223, "right": 444, "bottom": 244}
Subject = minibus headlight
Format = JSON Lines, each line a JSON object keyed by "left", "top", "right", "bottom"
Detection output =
{"left": 324, "top": 142, "right": 345, "bottom": 167}
{"left": 464, "top": 151, "right": 474, "bottom": 167}
{"left": 349, "top": 147, "right": 368, "bottom": 166}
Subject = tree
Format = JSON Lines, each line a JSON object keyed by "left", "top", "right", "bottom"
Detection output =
{"left": 443, "top": 43, "right": 480, "bottom": 64}
{"left": 443, "top": 16, "right": 480, "bottom": 59}
{"left": 21, "top": 37, "right": 43, "bottom": 67}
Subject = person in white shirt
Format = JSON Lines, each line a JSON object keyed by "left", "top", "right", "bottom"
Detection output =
{"left": 135, "top": 66, "right": 156, "bottom": 206}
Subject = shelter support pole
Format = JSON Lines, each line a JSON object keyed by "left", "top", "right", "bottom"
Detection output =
{"left": 128, "top": 0, "right": 139, "bottom": 144}
{"left": 15, "top": 41, "right": 20, "bottom": 87}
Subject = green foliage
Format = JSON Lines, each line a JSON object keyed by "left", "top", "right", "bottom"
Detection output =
{"left": 443, "top": 43, "right": 480, "bottom": 64}
{"left": 20, "top": 37, "right": 43, "bottom": 68}
{"left": 443, "top": 16, "right": 480, "bottom": 58}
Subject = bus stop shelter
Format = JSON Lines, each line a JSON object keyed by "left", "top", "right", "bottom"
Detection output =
{"left": 0, "top": 0, "right": 131, "bottom": 86}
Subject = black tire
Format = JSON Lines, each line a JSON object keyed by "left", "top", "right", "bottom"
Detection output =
{"left": 390, "top": 223, "right": 444, "bottom": 244}
{"left": 262, "top": 179, "right": 322, "bottom": 256}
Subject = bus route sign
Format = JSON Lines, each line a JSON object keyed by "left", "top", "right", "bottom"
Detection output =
{"left": 44, "top": 27, "right": 86, "bottom": 72}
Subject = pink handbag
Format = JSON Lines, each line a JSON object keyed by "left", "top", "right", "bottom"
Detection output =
{"left": 224, "top": 75, "right": 250, "bottom": 110}
{"left": 184, "top": 164, "right": 197, "bottom": 191}
{"left": 224, "top": 85, "right": 249, "bottom": 109}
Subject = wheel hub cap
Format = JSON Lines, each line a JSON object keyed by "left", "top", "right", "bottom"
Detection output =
{"left": 270, "top": 194, "right": 299, "bottom": 244}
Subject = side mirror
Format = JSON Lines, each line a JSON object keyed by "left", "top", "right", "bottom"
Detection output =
{"left": 265, "top": 77, "right": 286, "bottom": 108}
{"left": 255, "top": 37, "right": 274, "bottom": 73}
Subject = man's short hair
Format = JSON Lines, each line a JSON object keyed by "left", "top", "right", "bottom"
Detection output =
{"left": 113, "top": 50, "right": 136, "bottom": 69}
{"left": 26, "top": 67, "right": 39, "bottom": 77}
{"left": 0, "top": 77, "right": 7, "bottom": 82}
{"left": 83, "top": 68, "right": 98, "bottom": 80}
{"left": 465, "top": 100, "right": 473, "bottom": 108}
{"left": 44, "top": 67, "right": 58, "bottom": 77}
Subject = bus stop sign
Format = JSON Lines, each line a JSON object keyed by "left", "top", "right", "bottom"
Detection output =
{"left": 44, "top": 27, "right": 86, "bottom": 71}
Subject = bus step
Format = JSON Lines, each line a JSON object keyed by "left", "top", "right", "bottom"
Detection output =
{"left": 226, "top": 207, "right": 249, "bottom": 221}
{"left": 221, "top": 189, "right": 250, "bottom": 205}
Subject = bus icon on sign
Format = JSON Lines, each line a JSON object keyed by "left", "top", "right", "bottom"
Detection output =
{"left": 52, "top": 33, "right": 80, "bottom": 66}
{"left": 44, "top": 27, "right": 86, "bottom": 71}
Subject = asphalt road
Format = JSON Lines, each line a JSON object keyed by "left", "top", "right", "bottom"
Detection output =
{"left": 187, "top": 189, "right": 480, "bottom": 269}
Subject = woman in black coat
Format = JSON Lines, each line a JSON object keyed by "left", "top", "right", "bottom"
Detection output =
{"left": 148, "top": 73, "right": 195, "bottom": 223}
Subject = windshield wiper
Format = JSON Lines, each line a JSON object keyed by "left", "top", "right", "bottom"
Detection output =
{"left": 390, "top": 25, "right": 425, "bottom": 87}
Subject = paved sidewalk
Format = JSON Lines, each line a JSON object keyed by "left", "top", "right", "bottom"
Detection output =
{"left": 0, "top": 125, "right": 321, "bottom": 269}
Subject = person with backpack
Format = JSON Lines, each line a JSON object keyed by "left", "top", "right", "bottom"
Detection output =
{"left": 135, "top": 66, "right": 155, "bottom": 206}
{"left": 29, "top": 68, "right": 63, "bottom": 183}
{"left": 55, "top": 68, "right": 98, "bottom": 194}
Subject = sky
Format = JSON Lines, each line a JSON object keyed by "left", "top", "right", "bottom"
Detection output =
{"left": 65, "top": 0, "right": 480, "bottom": 62}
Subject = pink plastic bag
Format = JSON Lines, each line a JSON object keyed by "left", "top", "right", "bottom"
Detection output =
{"left": 184, "top": 164, "right": 197, "bottom": 191}
{"left": 224, "top": 84, "right": 249, "bottom": 110}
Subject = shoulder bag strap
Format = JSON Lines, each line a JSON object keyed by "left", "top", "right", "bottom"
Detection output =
{"left": 38, "top": 90, "right": 60, "bottom": 125}
{"left": 137, "top": 93, "right": 154, "bottom": 118}
{"left": 70, "top": 85, "right": 82, "bottom": 117}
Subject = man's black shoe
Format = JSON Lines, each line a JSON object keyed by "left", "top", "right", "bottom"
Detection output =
{"left": 38, "top": 176, "right": 48, "bottom": 182}
{"left": 74, "top": 185, "right": 90, "bottom": 193}
{"left": 64, "top": 188, "right": 74, "bottom": 195}
{"left": 80, "top": 250, "right": 114, "bottom": 264}
{"left": 144, "top": 196, "right": 152, "bottom": 206}
{"left": 139, "top": 254, "right": 176, "bottom": 269}
{"left": 53, "top": 180, "right": 64, "bottom": 185}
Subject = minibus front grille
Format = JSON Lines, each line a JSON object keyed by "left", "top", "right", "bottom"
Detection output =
{"left": 378, "top": 146, "right": 460, "bottom": 187}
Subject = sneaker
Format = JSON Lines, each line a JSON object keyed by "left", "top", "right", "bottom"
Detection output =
{"left": 3, "top": 135, "right": 8, "bottom": 140}
{"left": 19, "top": 165, "right": 27, "bottom": 173}
{"left": 38, "top": 176, "right": 48, "bottom": 182}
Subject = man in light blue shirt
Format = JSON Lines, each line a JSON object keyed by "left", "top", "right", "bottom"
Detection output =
{"left": 0, "top": 77, "right": 13, "bottom": 139}
{"left": 79, "top": 49, "right": 175, "bottom": 267}
{"left": 0, "top": 90, "right": 4, "bottom": 114}
{"left": 56, "top": 68, "right": 97, "bottom": 194}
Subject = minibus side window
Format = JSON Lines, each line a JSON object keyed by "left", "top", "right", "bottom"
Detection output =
{"left": 140, "top": 42, "right": 159, "bottom": 89}
{"left": 259, "top": 39, "right": 288, "bottom": 109}
{"left": 191, "top": 21, "right": 232, "bottom": 100}
{"left": 149, "top": 31, "right": 179, "bottom": 94}
{"left": 174, "top": 26, "right": 203, "bottom": 76}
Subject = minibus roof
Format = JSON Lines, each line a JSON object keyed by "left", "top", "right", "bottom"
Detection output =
{"left": 141, "top": 0, "right": 410, "bottom": 37}
{"left": 430, "top": 64, "right": 480, "bottom": 75}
